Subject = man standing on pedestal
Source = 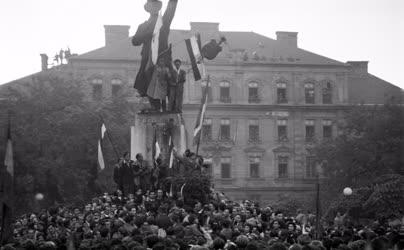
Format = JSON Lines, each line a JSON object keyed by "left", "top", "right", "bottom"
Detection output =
{"left": 168, "top": 59, "right": 186, "bottom": 112}
{"left": 132, "top": 0, "right": 178, "bottom": 111}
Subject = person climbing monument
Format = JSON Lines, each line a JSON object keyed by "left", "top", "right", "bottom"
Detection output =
{"left": 132, "top": 0, "right": 178, "bottom": 112}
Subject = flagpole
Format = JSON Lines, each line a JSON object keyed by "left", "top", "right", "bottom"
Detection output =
{"left": 196, "top": 75, "right": 210, "bottom": 156}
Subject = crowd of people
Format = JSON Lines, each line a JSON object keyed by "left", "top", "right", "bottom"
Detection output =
{"left": 2, "top": 151, "right": 403, "bottom": 250}
{"left": 5, "top": 185, "right": 404, "bottom": 249}
{"left": 113, "top": 149, "right": 206, "bottom": 197}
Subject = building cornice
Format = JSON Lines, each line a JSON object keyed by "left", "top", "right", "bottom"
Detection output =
{"left": 183, "top": 103, "right": 353, "bottom": 112}
{"left": 70, "top": 58, "right": 350, "bottom": 69}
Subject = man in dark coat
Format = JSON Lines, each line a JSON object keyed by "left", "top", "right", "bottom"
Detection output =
{"left": 132, "top": 0, "right": 178, "bottom": 110}
{"left": 120, "top": 152, "right": 135, "bottom": 196}
{"left": 113, "top": 158, "right": 124, "bottom": 192}
{"left": 168, "top": 59, "right": 186, "bottom": 112}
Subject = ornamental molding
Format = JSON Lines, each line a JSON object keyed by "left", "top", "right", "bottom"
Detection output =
{"left": 272, "top": 146, "right": 292, "bottom": 153}
{"left": 244, "top": 146, "right": 266, "bottom": 154}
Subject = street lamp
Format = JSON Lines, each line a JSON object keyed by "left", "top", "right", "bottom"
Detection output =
{"left": 343, "top": 187, "right": 353, "bottom": 196}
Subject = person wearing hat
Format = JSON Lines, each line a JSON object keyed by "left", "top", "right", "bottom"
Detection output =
{"left": 132, "top": 0, "right": 178, "bottom": 111}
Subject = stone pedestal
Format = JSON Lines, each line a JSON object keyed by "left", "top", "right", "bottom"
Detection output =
{"left": 131, "top": 113, "right": 182, "bottom": 164}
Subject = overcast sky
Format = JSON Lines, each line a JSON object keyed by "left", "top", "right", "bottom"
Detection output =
{"left": 0, "top": 0, "right": 403, "bottom": 89}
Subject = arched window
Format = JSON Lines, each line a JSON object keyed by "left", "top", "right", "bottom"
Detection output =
{"left": 220, "top": 119, "right": 231, "bottom": 141}
{"left": 304, "top": 82, "right": 315, "bottom": 104}
{"left": 305, "top": 119, "right": 315, "bottom": 142}
{"left": 248, "top": 119, "right": 260, "bottom": 143}
{"left": 248, "top": 82, "right": 260, "bottom": 103}
{"left": 249, "top": 155, "right": 261, "bottom": 178}
{"left": 306, "top": 156, "right": 317, "bottom": 178}
{"left": 201, "top": 81, "right": 212, "bottom": 103}
{"left": 111, "top": 78, "right": 123, "bottom": 98}
{"left": 202, "top": 118, "right": 213, "bottom": 141}
{"left": 221, "top": 157, "right": 232, "bottom": 179}
{"left": 91, "top": 78, "right": 103, "bottom": 101}
{"left": 278, "top": 155, "right": 289, "bottom": 178}
{"left": 322, "top": 81, "right": 332, "bottom": 104}
{"left": 219, "top": 81, "right": 231, "bottom": 103}
{"left": 277, "top": 82, "right": 287, "bottom": 104}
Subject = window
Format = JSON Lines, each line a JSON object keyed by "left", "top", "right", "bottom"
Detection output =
{"left": 278, "top": 156, "right": 289, "bottom": 178}
{"left": 322, "top": 82, "right": 332, "bottom": 104}
{"left": 306, "top": 156, "right": 317, "bottom": 178}
{"left": 221, "top": 157, "right": 231, "bottom": 178}
{"left": 203, "top": 157, "right": 213, "bottom": 177}
{"left": 202, "top": 119, "right": 213, "bottom": 141}
{"left": 305, "top": 120, "right": 315, "bottom": 142}
{"left": 201, "top": 81, "right": 213, "bottom": 103}
{"left": 305, "top": 83, "right": 315, "bottom": 104}
{"left": 277, "top": 82, "right": 287, "bottom": 104}
{"left": 92, "top": 78, "right": 103, "bottom": 100}
{"left": 322, "top": 120, "right": 332, "bottom": 139}
{"left": 249, "top": 156, "right": 260, "bottom": 178}
{"left": 248, "top": 119, "right": 260, "bottom": 143}
{"left": 220, "top": 119, "right": 231, "bottom": 141}
{"left": 248, "top": 82, "right": 260, "bottom": 103}
{"left": 277, "top": 119, "right": 288, "bottom": 141}
{"left": 111, "top": 79, "right": 123, "bottom": 98}
{"left": 219, "top": 81, "right": 231, "bottom": 103}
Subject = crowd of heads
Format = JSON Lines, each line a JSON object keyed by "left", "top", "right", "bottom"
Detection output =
{"left": 5, "top": 188, "right": 404, "bottom": 250}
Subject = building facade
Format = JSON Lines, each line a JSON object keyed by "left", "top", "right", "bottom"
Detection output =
{"left": 2, "top": 22, "right": 402, "bottom": 204}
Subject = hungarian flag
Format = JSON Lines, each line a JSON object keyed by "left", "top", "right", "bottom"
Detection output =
{"left": 97, "top": 123, "right": 107, "bottom": 171}
{"left": 178, "top": 114, "right": 188, "bottom": 154}
{"left": 152, "top": 128, "right": 161, "bottom": 164}
{"left": 168, "top": 136, "right": 175, "bottom": 168}
{"left": 1, "top": 117, "right": 14, "bottom": 244}
{"left": 193, "top": 78, "right": 210, "bottom": 146}
{"left": 185, "top": 35, "right": 205, "bottom": 81}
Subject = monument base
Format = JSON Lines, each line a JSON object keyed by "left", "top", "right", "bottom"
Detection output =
{"left": 131, "top": 112, "right": 183, "bottom": 164}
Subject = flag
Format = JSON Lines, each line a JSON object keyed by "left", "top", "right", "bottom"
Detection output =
{"left": 152, "top": 128, "right": 161, "bottom": 164}
{"left": 233, "top": 120, "right": 238, "bottom": 143}
{"left": 168, "top": 136, "right": 175, "bottom": 168}
{"left": 1, "top": 116, "right": 14, "bottom": 244}
{"left": 185, "top": 35, "right": 206, "bottom": 81}
{"left": 193, "top": 78, "right": 210, "bottom": 146}
{"left": 168, "top": 183, "right": 173, "bottom": 198}
{"left": 4, "top": 122, "right": 13, "bottom": 178}
{"left": 97, "top": 123, "right": 106, "bottom": 171}
{"left": 178, "top": 114, "right": 188, "bottom": 154}
{"left": 180, "top": 183, "right": 186, "bottom": 198}
{"left": 151, "top": 13, "right": 163, "bottom": 65}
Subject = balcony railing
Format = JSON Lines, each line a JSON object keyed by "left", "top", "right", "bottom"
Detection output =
{"left": 248, "top": 138, "right": 262, "bottom": 145}
{"left": 277, "top": 97, "right": 288, "bottom": 104}
{"left": 305, "top": 136, "right": 316, "bottom": 143}
{"left": 248, "top": 95, "right": 261, "bottom": 103}
{"left": 220, "top": 96, "right": 232, "bottom": 103}
{"left": 277, "top": 135, "right": 289, "bottom": 143}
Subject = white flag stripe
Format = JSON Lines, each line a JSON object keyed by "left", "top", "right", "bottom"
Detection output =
{"left": 190, "top": 36, "right": 206, "bottom": 79}
{"left": 155, "top": 141, "right": 161, "bottom": 160}
{"left": 98, "top": 140, "right": 105, "bottom": 170}
{"left": 151, "top": 13, "right": 163, "bottom": 65}
{"left": 193, "top": 83, "right": 209, "bottom": 137}
{"left": 179, "top": 117, "right": 188, "bottom": 154}
{"left": 101, "top": 123, "right": 106, "bottom": 139}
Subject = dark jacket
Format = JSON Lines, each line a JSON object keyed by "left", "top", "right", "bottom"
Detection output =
{"left": 113, "top": 164, "right": 123, "bottom": 189}
{"left": 132, "top": 0, "right": 178, "bottom": 96}
{"left": 170, "top": 68, "right": 186, "bottom": 87}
